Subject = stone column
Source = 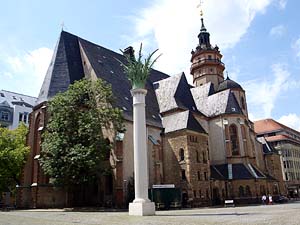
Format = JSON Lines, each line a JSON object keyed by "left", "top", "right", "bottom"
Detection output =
{"left": 129, "top": 88, "right": 155, "bottom": 216}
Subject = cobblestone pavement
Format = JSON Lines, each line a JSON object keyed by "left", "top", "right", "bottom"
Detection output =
{"left": 1, "top": 202, "right": 300, "bottom": 225}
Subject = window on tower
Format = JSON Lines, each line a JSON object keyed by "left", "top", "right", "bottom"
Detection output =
{"left": 229, "top": 124, "right": 240, "bottom": 155}
{"left": 181, "top": 169, "right": 186, "bottom": 180}
{"left": 179, "top": 148, "right": 185, "bottom": 161}
{"left": 241, "top": 96, "right": 246, "bottom": 110}
{"left": 196, "top": 151, "right": 200, "bottom": 163}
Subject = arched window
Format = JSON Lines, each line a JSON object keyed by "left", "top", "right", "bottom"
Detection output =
{"left": 203, "top": 151, "right": 207, "bottom": 163}
{"left": 196, "top": 151, "right": 200, "bottom": 163}
{"left": 241, "top": 96, "right": 246, "bottom": 110}
{"left": 229, "top": 124, "right": 239, "bottom": 155}
{"left": 245, "top": 185, "right": 252, "bottom": 197}
{"left": 239, "top": 186, "right": 245, "bottom": 197}
{"left": 181, "top": 169, "right": 186, "bottom": 180}
{"left": 179, "top": 148, "right": 185, "bottom": 161}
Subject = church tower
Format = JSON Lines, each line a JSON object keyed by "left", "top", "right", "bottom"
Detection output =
{"left": 190, "top": 18, "right": 225, "bottom": 90}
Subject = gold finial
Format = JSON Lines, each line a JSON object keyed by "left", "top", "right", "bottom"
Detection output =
{"left": 197, "top": 0, "right": 204, "bottom": 17}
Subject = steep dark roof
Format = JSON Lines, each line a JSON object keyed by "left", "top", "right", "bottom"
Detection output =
{"left": 37, "top": 31, "right": 85, "bottom": 104}
{"left": 187, "top": 112, "right": 207, "bottom": 133}
{"left": 217, "top": 77, "right": 243, "bottom": 92}
{"left": 154, "top": 72, "right": 199, "bottom": 115}
{"left": 37, "top": 31, "right": 169, "bottom": 127}
{"left": 225, "top": 92, "right": 243, "bottom": 115}
{"left": 78, "top": 37, "right": 169, "bottom": 127}
{"left": 174, "top": 73, "right": 198, "bottom": 112}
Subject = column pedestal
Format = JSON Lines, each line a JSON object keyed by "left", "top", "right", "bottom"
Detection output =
{"left": 129, "top": 201, "right": 155, "bottom": 216}
{"left": 129, "top": 88, "right": 155, "bottom": 216}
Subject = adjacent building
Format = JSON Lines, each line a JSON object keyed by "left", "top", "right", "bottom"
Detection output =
{"left": 0, "top": 90, "right": 37, "bottom": 129}
{"left": 255, "top": 118, "right": 300, "bottom": 197}
{"left": 17, "top": 17, "right": 286, "bottom": 208}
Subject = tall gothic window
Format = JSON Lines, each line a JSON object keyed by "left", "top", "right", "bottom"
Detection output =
{"left": 229, "top": 124, "right": 239, "bottom": 155}
{"left": 239, "top": 186, "right": 245, "bottom": 197}
{"left": 203, "top": 151, "right": 207, "bottom": 163}
{"left": 181, "top": 169, "right": 186, "bottom": 180}
{"left": 179, "top": 148, "right": 185, "bottom": 161}
{"left": 245, "top": 185, "right": 252, "bottom": 197}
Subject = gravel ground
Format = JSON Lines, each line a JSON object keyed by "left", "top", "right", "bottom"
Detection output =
{"left": 1, "top": 202, "right": 300, "bottom": 225}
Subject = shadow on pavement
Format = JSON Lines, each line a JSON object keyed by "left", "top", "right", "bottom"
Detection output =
{"left": 159, "top": 212, "right": 251, "bottom": 217}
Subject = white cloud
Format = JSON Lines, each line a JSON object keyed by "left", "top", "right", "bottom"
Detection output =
{"left": 278, "top": 0, "right": 287, "bottom": 10}
{"left": 244, "top": 63, "right": 290, "bottom": 119}
{"left": 269, "top": 24, "right": 286, "bottom": 38}
{"left": 292, "top": 37, "right": 300, "bottom": 60}
{"left": 278, "top": 113, "right": 300, "bottom": 131}
{"left": 131, "top": 0, "right": 273, "bottom": 76}
{"left": 0, "top": 71, "right": 13, "bottom": 79}
{"left": 1, "top": 47, "right": 53, "bottom": 96}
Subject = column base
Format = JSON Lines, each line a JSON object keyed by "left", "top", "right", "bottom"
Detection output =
{"left": 129, "top": 201, "right": 155, "bottom": 216}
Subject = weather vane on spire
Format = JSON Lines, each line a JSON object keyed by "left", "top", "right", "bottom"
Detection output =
{"left": 197, "top": 0, "right": 204, "bottom": 17}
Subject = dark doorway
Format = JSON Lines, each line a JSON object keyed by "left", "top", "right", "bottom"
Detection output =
{"left": 212, "top": 188, "right": 221, "bottom": 205}
{"left": 72, "top": 178, "right": 101, "bottom": 207}
{"left": 182, "top": 192, "right": 188, "bottom": 207}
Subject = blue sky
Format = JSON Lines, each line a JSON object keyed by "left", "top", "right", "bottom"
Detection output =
{"left": 0, "top": 0, "right": 300, "bottom": 130}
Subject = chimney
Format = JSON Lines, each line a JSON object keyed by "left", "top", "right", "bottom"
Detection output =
{"left": 123, "top": 46, "right": 135, "bottom": 60}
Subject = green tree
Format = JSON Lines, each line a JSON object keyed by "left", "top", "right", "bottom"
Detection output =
{"left": 0, "top": 123, "right": 30, "bottom": 193}
{"left": 40, "top": 79, "right": 123, "bottom": 189}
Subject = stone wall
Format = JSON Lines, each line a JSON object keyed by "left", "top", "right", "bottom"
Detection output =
{"left": 163, "top": 129, "right": 211, "bottom": 205}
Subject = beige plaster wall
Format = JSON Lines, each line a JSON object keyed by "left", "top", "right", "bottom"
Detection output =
{"left": 122, "top": 121, "right": 162, "bottom": 187}
{"left": 208, "top": 117, "right": 226, "bottom": 164}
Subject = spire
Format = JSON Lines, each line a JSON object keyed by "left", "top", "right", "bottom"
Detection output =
{"left": 200, "top": 18, "right": 207, "bottom": 32}
{"left": 197, "top": 16, "right": 211, "bottom": 49}
{"left": 226, "top": 71, "right": 230, "bottom": 80}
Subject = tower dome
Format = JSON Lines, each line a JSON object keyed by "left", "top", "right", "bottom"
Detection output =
{"left": 217, "top": 76, "right": 243, "bottom": 92}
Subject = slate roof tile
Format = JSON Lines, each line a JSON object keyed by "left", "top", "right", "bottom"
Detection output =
{"left": 162, "top": 110, "right": 206, "bottom": 134}
{"left": 211, "top": 163, "right": 267, "bottom": 180}
{"left": 37, "top": 31, "right": 169, "bottom": 127}
{"left": 37, "top": 32, "right": 85, "bottom": 105}
{"left": 191, "top": 83, "right": 243, "bottom": 117}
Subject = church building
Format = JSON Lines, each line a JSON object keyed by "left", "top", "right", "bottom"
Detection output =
{"left": 17, "top": 17, "right": 286, "bottom": 208}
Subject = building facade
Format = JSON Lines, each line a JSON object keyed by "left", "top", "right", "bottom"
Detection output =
{"left": 17, "top": 17, "right": 286, "bottom": 208}
{"left": 0, "top": 90, "right": 37, "bottom": 129}
{"left": 255, "top": 119, "right": 300, "bottom": 197}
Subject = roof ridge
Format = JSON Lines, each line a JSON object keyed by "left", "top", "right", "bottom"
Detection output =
{"left": 255, "top": 118, "right": 300, "bottom": 135}
{"left": 1, "top": 90, "right": 37, "bottom": 98}
{"left": 77, "top": 36, "right": 170, "bottom": 78}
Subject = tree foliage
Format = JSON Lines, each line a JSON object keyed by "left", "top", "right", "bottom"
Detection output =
{"left": 119, "top": 43, "right": 161, "bottom": 88}
{"left": 40, "top": 78, "right": 123, "bottom": 187}
{"left": 0, "top": 123, "right": 29, "bottom": 192}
